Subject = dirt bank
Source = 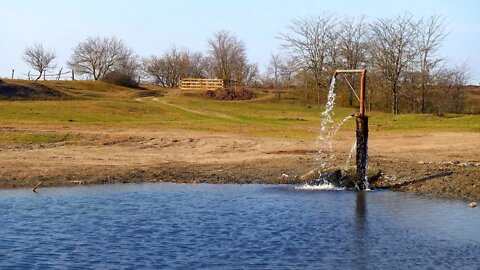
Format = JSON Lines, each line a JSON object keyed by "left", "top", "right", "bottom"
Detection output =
{"left": 0, "top": 126, "right": 478, "bottom": 201}
{"left": 0, "top": 80, "right": 69, "bottom": 100}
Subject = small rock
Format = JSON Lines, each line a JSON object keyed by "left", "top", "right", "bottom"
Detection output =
{"left": 469, "top": 202, "right": 477, "bottom": 208}
{"left": 299, "top": 170, "right": 320, "bottom": 181}
{"left": 280, "top": 173, "right": 289, "bottom": 180}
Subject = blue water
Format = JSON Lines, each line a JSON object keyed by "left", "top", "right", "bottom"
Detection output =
{"left": 0, "top": 183, "right": 478, "bottom": 269}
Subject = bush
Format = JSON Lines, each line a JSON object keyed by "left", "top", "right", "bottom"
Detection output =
{"left": 102, "top": 71, "right": 138, "bottom": 88}
{"left": 204, "top": 87, "right": 256, "bottom": 100}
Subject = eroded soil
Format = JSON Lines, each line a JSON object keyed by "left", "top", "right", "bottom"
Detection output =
{"left": 0, "top": 126, "right": 478, "bottom": 201}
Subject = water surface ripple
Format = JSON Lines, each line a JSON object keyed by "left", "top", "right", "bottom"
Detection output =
{"left": 0, "top": 183, "right": 478, "bottom": 269}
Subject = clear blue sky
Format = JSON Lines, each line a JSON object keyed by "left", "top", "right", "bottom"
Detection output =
{"left": 1, "top": 0, "right": 479, "bottom": 83}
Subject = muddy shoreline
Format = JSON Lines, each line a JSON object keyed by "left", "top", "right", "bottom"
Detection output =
{"left": 0, "top": 128, "right": 479, "bottom": 202}
{"left": 2, "top": 156, "right": 479, "bottom": 202}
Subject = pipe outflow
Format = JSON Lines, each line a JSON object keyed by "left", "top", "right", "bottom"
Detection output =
{"left": 333, "top": 69, "right": 369, "bottom": 190}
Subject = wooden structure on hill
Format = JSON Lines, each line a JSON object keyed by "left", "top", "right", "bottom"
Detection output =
{"left": 179, "top": 78, "right": 224, "bottom": 90}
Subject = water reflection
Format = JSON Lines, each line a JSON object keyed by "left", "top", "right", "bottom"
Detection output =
{"left": 355, "top": 191, "right": 367, "bottom": 228}
{"left": 0, "top": 184, "right": 478, "bottom": 269}
{"left": 353, "top": 191, "right": 368, "bottom": 269}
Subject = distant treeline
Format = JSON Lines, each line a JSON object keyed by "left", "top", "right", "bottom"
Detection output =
{"left": 19, "top": 13, "right": 472, "bottom": 114}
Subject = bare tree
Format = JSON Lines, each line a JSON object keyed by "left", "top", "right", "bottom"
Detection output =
{"left": 279, "top": 14, "right": 337, "bottom": 104}
{"left": 243, "top": 63, "right": 259, "bottom": 85}
{"left": 267, "top": 53, "right": 285, "bottom": 99}
{"left": 187, "top": 52, "right": 208, "bottom": 78}
{"left": 23, "top": 43, "right": 56, "bottom": 82}
{"left": 267, "top": 53, "right": 283, "bottom": 88}
{"left": 338, "top": 16, "right": 369, "bottom": 106}
{"left": 417, "top": 15, "right": 448, "bottom": 113}
{"left": 433, "top": 64, "right": 470, "bottom": 114}
{"left": 117, "top": 53, "right": 140, "bottom": 79}
{"left": 68, "top": 36, "right": 134, "bottom": 80}
{"left": 280, "top": 56, "right": 299, "bottom": 88}
{"left": 142, "top": 56, "right": 166, "bottom": 86}
{"left": 370, "top": 14, "right": 419, "bottom": 114}
{"left": 207, "top": 30, "right": 248, "bottom": 85}
{"left": 142, "top": 46, "right": 204, "bottom": 87}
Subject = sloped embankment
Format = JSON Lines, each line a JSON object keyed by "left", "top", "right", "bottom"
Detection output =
{"left": 0, "top": 79, "right": 69, "bottom": 100}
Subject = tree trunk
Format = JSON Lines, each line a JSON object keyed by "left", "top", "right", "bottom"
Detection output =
{"left": 421, "top": 82, "right": 426, "bottom": 113}
{"left": 420, "top": 70, "right": 427, "bottom": 113}
{"left": 304, "top": 88, "right": 308, "bottom": 106}
{"left": 392, "top": 84, "right": 399, "bottom": 114}
{"left": 421, "top": 57, "right": 428, "bottom": 114}
{"left": 35, "top": 71, "right": 42, "bottom": 83}
{"left": 316, "top": 88, "right": 321, "bottom": 106}
{"left": 315, "top": 74, "right": 321, "bottom": 105}
{"left": 304, "top": 76, "right": 309, "bottom": 106}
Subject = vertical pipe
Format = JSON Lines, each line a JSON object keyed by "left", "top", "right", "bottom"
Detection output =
{"left": 357, "top": 69, "right": 368, "bottom": 190}
{"left": 356, "top": 116, "right": 368, "bottom": 189}
{"left": 332, "top": 69, "right": 369, "bottom": 190}
{"left": 360, "top": 69, "right": 366, "bottom": 117}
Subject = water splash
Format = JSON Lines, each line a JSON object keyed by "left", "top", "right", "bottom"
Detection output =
{"left": 310, "top": 75, "right": 370, "bottom": 191}
{"left": 363, "top": 140, "right": 370, "bottom": 190}
{"left": 315, "top": 77, "right": 337, "bottom": 169}
{"left": 315, "top": 77, "right": 353, "bottom": 170}
{"left": 322, "top": 77, "right": 338, "bottom": 128}
{"left": 316, "top": 115, "right": 353, "bottom": 169}
{"left": 342, "top": 140, "right": 357, "bottom": 177}
{"left": 295, "top": 183, "right": 345, "bottom": 191}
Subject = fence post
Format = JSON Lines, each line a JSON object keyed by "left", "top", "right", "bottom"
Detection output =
{"left": 11, "top": 69, "right": 14, "bottom": 79}
{"left": 71, "top": 70, "right": 75, "bottom": 81}
{"left": 57, "top": 67, "right": 63, "bottom": 80}
{"left": 28, "top": 71, "right": 31, "bottom": 80}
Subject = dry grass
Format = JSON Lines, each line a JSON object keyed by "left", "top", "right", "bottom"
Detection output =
{"left": 0, "top": 80, "right": 478, "bottom": 144}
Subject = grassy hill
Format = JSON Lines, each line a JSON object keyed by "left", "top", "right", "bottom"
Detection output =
{"left": 0, "top": 79, "right": 479, "bottom": 143}
{"left": 464, "top": 85, "right": 480, "bottom": 114}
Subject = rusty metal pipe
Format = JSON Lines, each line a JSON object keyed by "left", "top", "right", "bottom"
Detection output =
{"left": 334, "top": 70, "right": 364, "bottom": 76}
{"left": 333, "top": 69, "right": 366, "bottom": 117}
{"left": 332, "top": 69, "right": 369, "bottom": 190}
{"left": 360, "top": 69, "right": 366, "bottom": 117}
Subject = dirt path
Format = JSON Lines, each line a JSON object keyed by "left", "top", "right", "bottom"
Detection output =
{"left": 0, "top": 126, "right": 479, "bottom": 201}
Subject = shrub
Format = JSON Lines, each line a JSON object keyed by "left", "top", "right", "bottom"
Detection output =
{"left": 102, "top": 71, "right": 138, "bottom": 88}
{"left": 204, "top": 87, "right": 255, "bottom": 100}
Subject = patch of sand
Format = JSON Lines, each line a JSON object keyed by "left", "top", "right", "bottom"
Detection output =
{"left": 0, "top": 126, "right": 478, "bottom": 201}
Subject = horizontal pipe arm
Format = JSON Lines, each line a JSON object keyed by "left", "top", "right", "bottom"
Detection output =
{"left": 333, "top": 69, "right": 365, "bottom": 77}
{"left": 335, "top": 70, "right": 364, "bottom": 73}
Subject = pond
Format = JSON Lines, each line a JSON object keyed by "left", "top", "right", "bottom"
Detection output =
{"left": 0, "top": 183, "right": 478, "bottom": 269}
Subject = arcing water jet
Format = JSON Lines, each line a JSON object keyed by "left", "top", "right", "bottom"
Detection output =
{"left": 333, "top": 69, "right": 369, "bottom": 190}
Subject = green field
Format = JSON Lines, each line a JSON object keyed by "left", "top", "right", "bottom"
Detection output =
{"left": 0, "top": 80, "right": 479, "bottom": 143}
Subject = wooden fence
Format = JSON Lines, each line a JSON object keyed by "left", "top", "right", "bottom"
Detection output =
{"left": 179, "top": 78, "right": 224, "bottom": 90}
{"left": 18, "top": 68, "right": 74, "bottom": 81}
